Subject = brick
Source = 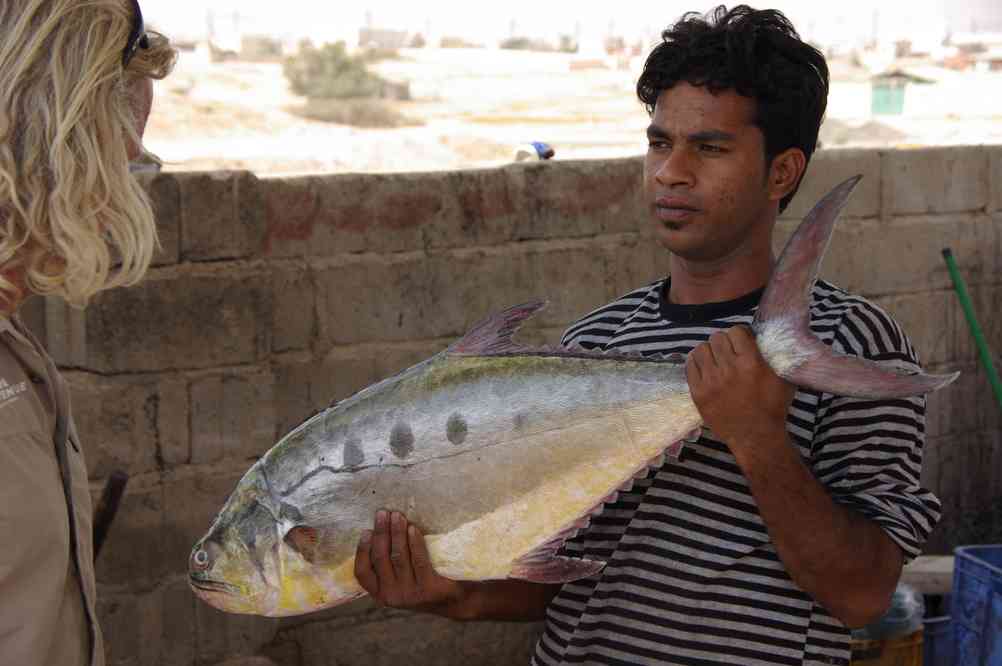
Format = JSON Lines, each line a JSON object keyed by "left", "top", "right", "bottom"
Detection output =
{"left": 924, "top": 362, "right": 979, "bottom": 439}
{"left": 781, "top": 148, "right": 881, "bottom": 221}
{"left": 512, "top": 158, "right": 644, "bottom": 240}
{"left": 990, "top": 145, "right": 1002, "bottom": 213}
{"left": 194, "top": 597, "right": 282, "bottom": 666}
{"left": 873, "top": 290, "right": 957, "bottom": 367}
{"left": 158, "top": 377, "right": 191, "bottom": 466}
{"left": 882, "top": 146, "right": 989, "bottom": 216}
{"left": 82, "top": 271, "right": 273, "bottom": 372}
{"left": 93, "top": 483, "right": 166, "bottom": 585}
{"left": 423, "top": 168, "right": 519, "bottom": 249}
{"left": 191, "top": 371, "right": 276, "bottom": 464}
{"left": 603, "top": 234, "right": 672, "bottom": 301}
{"left": 135, "top": 171, "right": 182, "bottom": 266}
{"left": 276, "top": 610, "right": 543, "bottom": 666}
{"left": 162, "top": 471, "right": 246, "bottom": 577}
{"left": 180, "top": 171, "right": 266, "bottom": 260}
{"left": 67, "top": 372, "right": 159, "bottom": 478}
{"left": 43, "top": 296, "right": 87, "bottom": 367}
{"left": 774, "top": 214, "right": 1001, "bottom": 298}
{"left": 18, "top": 294, "right": 46, "bottom": 341}
{"left": 317, "top": 243, "right": 618, "bottom": 347}
{"left": 263, "top": 172, "right": 447, "bottom": 257}
{"left": 97, "top": 577, "right": 197, "bottom": 666}
{"left": 271, "top": 265, "right": 315, "bottom": 353}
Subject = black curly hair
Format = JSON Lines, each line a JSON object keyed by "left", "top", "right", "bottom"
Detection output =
{"left": 637, "top": 5, "right": 829, "bottom": 212}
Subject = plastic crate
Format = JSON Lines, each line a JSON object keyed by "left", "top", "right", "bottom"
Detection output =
{"left": 951, "top": 545, "right": 1002, "bottom": 665}
{"left": 923, "top": 616, "right": 952, "bottom": 666}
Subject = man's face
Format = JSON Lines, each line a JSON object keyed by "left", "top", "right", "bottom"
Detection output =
{"left": 643, "top": 82, "right": 774, "bottom": 263}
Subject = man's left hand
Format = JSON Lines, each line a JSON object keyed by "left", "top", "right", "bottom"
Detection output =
{"left": 686, "top": 325, "right": 796, "bottom": 451}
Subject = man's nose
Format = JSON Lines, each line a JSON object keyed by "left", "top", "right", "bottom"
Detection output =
{"left": 655, "top": 146, "right": 695, "bottom": 187}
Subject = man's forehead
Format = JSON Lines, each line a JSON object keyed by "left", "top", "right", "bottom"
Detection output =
{"left": 651, "top": 83, "right": 756, "bottom": 131}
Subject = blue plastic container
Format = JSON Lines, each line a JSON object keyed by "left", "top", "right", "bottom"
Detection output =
{"left": 951, "top": 545, "right": 1002, "bottom": 665}
{"left": 923, "top": 616, "right": 952, "bottom": 666}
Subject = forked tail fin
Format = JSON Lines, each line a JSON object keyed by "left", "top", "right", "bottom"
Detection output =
{"left": 752, "top": 176, "right": 959, "bottom": 399}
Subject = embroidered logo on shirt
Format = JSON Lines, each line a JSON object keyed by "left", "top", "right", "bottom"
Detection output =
{"left": 0, "top": 376, "right": 28, "bottom": 410}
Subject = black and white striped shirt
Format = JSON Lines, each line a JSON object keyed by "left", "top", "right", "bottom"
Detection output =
{"left": 532, "top": 278, "right": 941, "bottom": 666}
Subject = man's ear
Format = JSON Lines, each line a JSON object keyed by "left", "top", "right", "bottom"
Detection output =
{"left": 767, "top": 147, "right": 807, "bottom": 204}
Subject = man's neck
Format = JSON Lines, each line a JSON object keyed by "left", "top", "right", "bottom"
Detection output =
{"left": 667, "top": 251, "right": 775, "bottom": 306}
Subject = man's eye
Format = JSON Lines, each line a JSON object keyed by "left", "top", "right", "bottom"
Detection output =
{"left": 701, "top": 144, "right": 725, "bottom": 153}
{"left": 648, "top": 140, "right": 670, "bottom": 149}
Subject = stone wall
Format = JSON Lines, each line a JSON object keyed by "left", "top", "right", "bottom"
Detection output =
{"left": 20, "top": 145, "right": 1002, "bottom": 666}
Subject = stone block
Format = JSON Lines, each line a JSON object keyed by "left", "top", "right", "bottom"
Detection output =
{"left": 882, "top": 146, "right": 989, "bottom": 216}
{"left": 263, "top": 172, "right": 449, "bottom": 257}
{"left": 43, "top": 296, "right": 87, "bottom": 367}
{"left": 603, "top": 234, "right": 672, "bottom": 303}
{"left": 781, "top": 148, "right": 882, "bottom": 221}
{"left": 17, "top": 295, "right": 46, "bottom": 341}
{"left": 97, "top": 577, "right": 197, "bottom": 666}
{"left": 512, "top": 158, "right": 644, "bottom": 240}
{"left": 180, "top": 171, "right": 266, "bottom": 261}
{"left": 93, "top": 482, "right": 167, "bottom": 585}
{"left": 194, "top": 598, "right": 282, "bottom": 666}
{"left": 191, "top": 371, "right": 276, "bottom": 464}
{"left": 990, "top": 145, "right": 1002, "bottom": 213}
{"left": 316, "top": 243, "right": 617, "bottom": 347}
{"left": 158, "top": 377, "right": 191, "bottom": 466}
{"left": 774, "top": 215, "right": 1001, "bottom": 298}
{"left": 66, "top": 372, "right": 160, "bottom": 478}
{"left": 81, "top": 271, "right": 273, "bottom": 372}
{"left": 275, "top": 610, "right": 543, "bottom": 666}
{"left": 135, "top": 171, "right": 182, "bottom": 266}
{"left": 924, "top": 362, "right": 979, "bottom": 439}
{"left": 271, "top": 265, "right": 316, "bottom": 353}
{"left": 162, "top": 470, "right": 246, "bottom": 577}
{"left": 423, "top": 168, "right": 520, "bottom": 249}
{"left": 873, "top": 290, "right": 956, "bottom": 367}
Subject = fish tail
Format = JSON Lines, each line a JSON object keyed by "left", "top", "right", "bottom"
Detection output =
{"left": 752, "top": 176, "right": 958, "bottom": 399}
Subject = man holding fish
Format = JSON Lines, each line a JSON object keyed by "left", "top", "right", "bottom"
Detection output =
{"left": 353, "top": 6, "right": 942, "bottom": 666}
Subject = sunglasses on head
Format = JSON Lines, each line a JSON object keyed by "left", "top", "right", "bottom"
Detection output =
{"left": 122, "top": 0, "right": 150, "bottom": 67}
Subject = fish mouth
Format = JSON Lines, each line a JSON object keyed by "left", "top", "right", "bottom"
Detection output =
{"left": 188, "top": 575, "right": 242, "bottom": 596}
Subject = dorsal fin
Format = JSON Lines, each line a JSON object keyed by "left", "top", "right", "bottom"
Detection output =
{"left": 448, "top": 300, "right": 546, "bottom": 355}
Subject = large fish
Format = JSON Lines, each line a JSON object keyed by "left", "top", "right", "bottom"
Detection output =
{"left": 188, "top": 177, "right": 957, "bottom": 616}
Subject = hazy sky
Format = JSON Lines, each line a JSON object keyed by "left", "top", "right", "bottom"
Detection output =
{"left": 144, "top": 0, "right": 953, "bottom": 49}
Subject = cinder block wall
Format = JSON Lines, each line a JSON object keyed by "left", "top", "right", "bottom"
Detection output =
{"left": 19, "top": 146, "right": 1002, "bottom": 666}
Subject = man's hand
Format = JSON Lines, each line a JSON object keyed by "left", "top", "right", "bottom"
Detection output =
{"left": 686, "top": 325, "right": 795, "bottom": 453}
{"left": 354, "top": 510, "right": 465, "bottom": 613}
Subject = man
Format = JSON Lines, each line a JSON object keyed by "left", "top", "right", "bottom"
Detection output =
{"left": 354, "top": 6, "right": 940, "bottom": 665}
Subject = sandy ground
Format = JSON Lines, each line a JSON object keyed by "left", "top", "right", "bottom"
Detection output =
{"left": 142, "top": 47, "right": 1002, "bottom": 176}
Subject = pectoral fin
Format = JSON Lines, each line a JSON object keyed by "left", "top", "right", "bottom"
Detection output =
{"left": 284, "top": 525, "right": 339, "bottom": 564}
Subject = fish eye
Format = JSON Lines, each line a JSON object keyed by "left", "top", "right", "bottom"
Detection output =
{"left": 191, "top": 548, "right": 211, "bottom": 571}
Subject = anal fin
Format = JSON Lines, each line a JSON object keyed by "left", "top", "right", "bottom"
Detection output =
{"left": 510, "top": 555, "right": 605, "bottom": 584}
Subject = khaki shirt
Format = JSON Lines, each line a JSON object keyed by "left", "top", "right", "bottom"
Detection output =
{"left": 0, "top": 314, "right": 103, "bottom": 666}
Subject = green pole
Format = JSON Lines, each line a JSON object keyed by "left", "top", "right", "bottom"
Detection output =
{"left": 942, "top": 248, "right": 1002, "bottom": 410}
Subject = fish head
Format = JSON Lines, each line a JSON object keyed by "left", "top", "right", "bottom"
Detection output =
{"left": 188, "top": 469, "right": 284, "bottom": 615}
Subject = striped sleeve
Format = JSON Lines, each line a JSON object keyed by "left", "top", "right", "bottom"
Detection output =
{"left": 810, "top": 298, "right": 942, "bottom": 562}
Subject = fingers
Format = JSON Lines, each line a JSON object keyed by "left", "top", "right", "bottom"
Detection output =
{"left": 389, "top": 512, "right": 417, "bottom": 590}
{"left": 354, "top": 529, "right": 379, "bottom": 597}
{"left": 368, "top": 510, "right": 397, "bottom": 602}
{"left": 408, "top": 524, "right": 437, "bottom": 589}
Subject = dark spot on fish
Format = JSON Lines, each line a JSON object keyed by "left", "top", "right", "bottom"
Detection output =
{"left": 344, "top": 438, "right": 364, "bottom": 468}
{"left": 514, "top": 412, "right": 528, "bottom": 431}
{"left": 389, "top": 422, "right": 414, "bottom": 458}
{"left": 446, "top": 414, "right": 468, "bottom": 446}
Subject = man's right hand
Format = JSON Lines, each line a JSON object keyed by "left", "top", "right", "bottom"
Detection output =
{"left": 354, "top": 510, "right": 467, "bottom": 615}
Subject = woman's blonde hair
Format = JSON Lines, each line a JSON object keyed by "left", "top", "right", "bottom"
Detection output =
{"left": 0, "top": 0, "right": 176, "bottom": 309}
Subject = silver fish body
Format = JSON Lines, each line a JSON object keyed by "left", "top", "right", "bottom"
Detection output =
{"left": 189, "top": 177, "right": 958, "bottom": 616}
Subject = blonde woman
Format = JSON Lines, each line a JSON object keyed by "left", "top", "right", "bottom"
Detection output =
{"left": 0, "top": 1, "right": 175, "bottom": 664}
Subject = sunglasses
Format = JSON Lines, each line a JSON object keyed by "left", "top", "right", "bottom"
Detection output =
{"left": 122, "top": 0, "right": 150, "bottom": 67}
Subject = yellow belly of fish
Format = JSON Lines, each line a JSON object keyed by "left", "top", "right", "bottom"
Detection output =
{"left": 428, "top": 396, "right": 697, "bottom": 580}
